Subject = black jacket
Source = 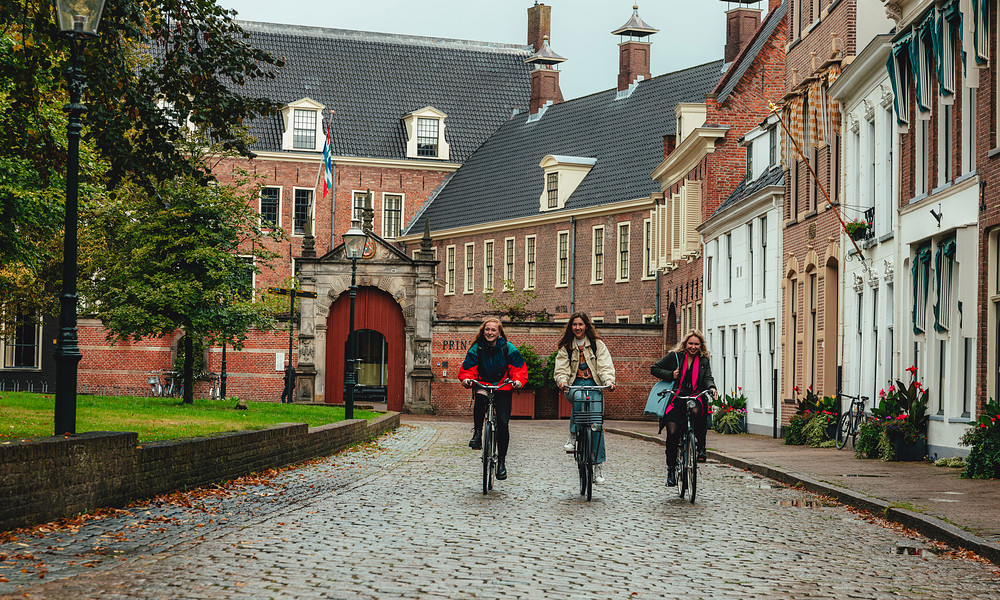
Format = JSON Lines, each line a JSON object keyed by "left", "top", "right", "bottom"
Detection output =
{"left": 651, "top": 352, "right": 716, "bottom": 394}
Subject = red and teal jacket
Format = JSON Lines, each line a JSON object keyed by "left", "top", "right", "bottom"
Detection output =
{"left": 457, "top": 337, "right": 528, "bottom": 390}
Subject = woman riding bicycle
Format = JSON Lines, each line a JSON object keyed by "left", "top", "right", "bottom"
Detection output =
{"left": 554, "top": 312, "right": 615, "bottom": 484}
{"left": 459, "top": 317, "right": 528, "bottom": 481}
{"left": 651, "top": 329, "right": 717, "bottom": 487}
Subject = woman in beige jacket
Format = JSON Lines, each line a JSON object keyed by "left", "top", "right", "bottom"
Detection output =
{"left": 553, "top": 312, "right": 615, "bottom": 483}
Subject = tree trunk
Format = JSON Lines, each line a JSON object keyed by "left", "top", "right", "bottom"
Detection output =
{"left": 183, "top": 333, "right": 194, "bottom": 404}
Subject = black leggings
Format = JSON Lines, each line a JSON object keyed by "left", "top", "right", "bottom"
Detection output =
{"left": 473, "top": 390, "right": 512, "bottom": 460}
{"left": 664, "top": 401, "right": 707, "bottom": 467}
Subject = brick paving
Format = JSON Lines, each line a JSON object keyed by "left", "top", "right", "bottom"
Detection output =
{"left": 2, "top": 420, "right": 999, "bottom": 599}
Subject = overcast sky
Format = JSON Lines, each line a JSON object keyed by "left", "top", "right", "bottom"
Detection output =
{"left": 219, "top": 0, "right": 779, "bottom": 100}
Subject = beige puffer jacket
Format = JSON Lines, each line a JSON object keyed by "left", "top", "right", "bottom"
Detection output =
{"left": 553, "top": 337, "right": 615, "bottom": 387}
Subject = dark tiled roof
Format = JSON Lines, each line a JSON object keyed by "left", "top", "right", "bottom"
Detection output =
{"left": 404, "top": 59, "right": 725, "bottom": 234}
{"left": 237, "top": 21, "right": 533, "bottom": 162}
{"left": 714, "top": 2, "right": 787, "bottom": 104}
{"left": 711, "top": 164, "right": 785, "bottom": 219}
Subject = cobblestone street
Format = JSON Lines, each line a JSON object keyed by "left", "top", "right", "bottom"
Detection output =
{"left": 2, "top": 421, "right": 999, "bottom": 599}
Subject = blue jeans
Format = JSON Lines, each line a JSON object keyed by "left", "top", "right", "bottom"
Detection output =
{"left": 566, "top": 377, "right": 606, "bottom": 464}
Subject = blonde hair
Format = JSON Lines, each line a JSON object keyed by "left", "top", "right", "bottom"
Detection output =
{"left": 472, "top": 317, "right": 508, "bottom": 345}
{"left": 671, "top": 329, "right": 710, "bottom": 357}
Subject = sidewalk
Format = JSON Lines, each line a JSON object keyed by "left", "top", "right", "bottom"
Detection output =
{"left": 605, "top": 419, "right": 1000, "bottom": 564}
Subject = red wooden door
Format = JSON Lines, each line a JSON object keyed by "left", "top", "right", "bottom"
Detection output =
{"left": 325, "top": 287, "right": 405, "bottom": 412}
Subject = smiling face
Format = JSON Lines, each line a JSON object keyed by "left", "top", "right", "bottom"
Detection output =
{"left": 571, "top": 317, "right": 587, "bottom": 339}
{"left": 483, "top": 320, "right": 501, "bottom": 344}
{"left": 684, "top": 335, "right": 702, "bottom": 356}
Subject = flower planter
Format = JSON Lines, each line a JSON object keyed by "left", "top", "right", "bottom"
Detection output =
{"left": 849, "top": 227, "right": 869, "bottom": 241}
{"left": 891, "top": 436, "right": 927, "bottom": 461}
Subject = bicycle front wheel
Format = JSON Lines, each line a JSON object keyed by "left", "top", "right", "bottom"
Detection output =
{"left": 835, "top": 412, "right": 852, "bottom": 450}
{"left": 686, "top": 432, "right": 698, "bottom": 503}
{"left": 679, "top": 441, "right": 688, "bottom": 500}
{"left": 577, "top": 430, "right": 592, "bottom": 498}
{"left": 482, "top": 422, "right": 494, "bottom": 495}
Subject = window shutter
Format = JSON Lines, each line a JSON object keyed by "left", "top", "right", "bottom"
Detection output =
{"left": 670, "top": 192, "right": 682, "bottom": 261}
{"left": 657, "top": 203, "right": 668, "bottom": 267}
{"left": 685, "top": 180, "right": 702, "bottom": 254}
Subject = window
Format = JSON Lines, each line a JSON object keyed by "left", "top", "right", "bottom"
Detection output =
{"left": 707, "top": 256, "right": 714, "bottom": 292}
{"left": 809, "top": 272, "right": 817, "bottom": 388}
{"left": 938, "top": 338, "right": 947, "bottom": 415}
{"left": 557, "top": 231, "right": 570, "bottom": 286}
{"left": 747, "top": 221, "right": 754, "bottom": 297}
{"left": 914, "top": 245, "right": 931, "bottom": 332}
{"left": 464, "top": 243, "right": 475, "bottom": 294}
{"left": 260, "top": 187, "right": 280, "bottom": 228}
{"left": 445, "top": 245, "right": 456, "bottom": 295}
{"left": 746, "top": 146, "right": 753, "bottom": 179}
{"left": 546, "top": 173, "right": 559, "bottom": 209}
{"left": 643, "top": 218, "right": 654, "bottom": 278}
{"left": 790, "top": 277, "right": 798, "bottom": 390}
{"left": 725, "top": 232, "right": 733, "bottom": 299}
{"left": 940, "top": 103, "right": 954, "bottom": 185}
{"left": 292, "top": 109, "right": 317, "bottom": 150}
{"left": 868, "top": 119, "right": 876, "bottom": 208}
{"left": 383, "top": 194, "right": 403, "bottom": 239}
{"left": 992, "top": 231, "right": 1000, "bottom": 405}
{"left": 353, "top": 191, "right": 368, "bottom": 221}
{"left": 484, "top": 240, "right": 494, "bottom": 292}
{"left": 883, "top": 108, "right": 894, "bottom": 232}
{"left": 936, "top": 239, "right": 956, "bottom": 330}
{"left": 1, "top": 315, "right": 41, "bottom": 369}
{"left": 760, "top": 216, "right": 767, "bottom": 299}
{"left": 293, "top": 188, "right": 312, "bottom": 235}
{"left": 234, "top": 255, "right": 256, "bottom": 300}
{"left": 963, "top": 83, "right": 977, "bottom": 175}
{"left": 417, "top": 118, "right": 439, "bottom": 157}
{"left": 917, "top": 118, "right": 930, "bottom": 196}
{"left": 769, "top": 127, "right": 778, "bottom": 166}
{"left": 525, "top": 236, "right": 536, "bottom": 290}
{"left": 617, "top": 316, "right": 629, "bottom": 324}
{"left": 592, "top": 226, "right": 605, "bottom": 283}
{"left": 505, "top": 238, "right": 515, "bottom": 287}
{"left": 617, "top": 222, "right": 630, "bottom": 281}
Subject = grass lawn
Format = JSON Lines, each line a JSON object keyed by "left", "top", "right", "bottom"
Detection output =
{"left": 0, "top": 392, "right": 380, "bottom": 443}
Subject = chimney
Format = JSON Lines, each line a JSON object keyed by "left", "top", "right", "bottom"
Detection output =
{"left": 612, "top": 4, "right": 658, "bottom": 92}
{"left": 527, "top": 2, "right": 551, "bottom": 53}
{"left": 724, "top": 6, "right": 762, "bottom": 63}
{"left": 663, "top": 134, "right": 676, "bottom": 160}
{"left": 525, "top": 35, "right": 566, "bottom": 114}
{"left": 770, "top": 0, "right": 781, "bottom": 11}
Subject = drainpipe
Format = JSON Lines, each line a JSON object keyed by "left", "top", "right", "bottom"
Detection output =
{"left": 569, "top": 216, "right": 576, "bottom": 314}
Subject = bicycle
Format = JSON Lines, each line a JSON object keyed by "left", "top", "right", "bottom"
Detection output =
{"left": 472, "top": 379, "right": 512, "bottom": 495}
{"left": 564, "top": 384, "right": 611, "bottom": 501}
{"left": 665, "top": 389, "right": 713, "bottom": 504}
{"left": 147, "top": 370, "right": 164, "bottom": 397}
{"left": 835, "top": 393, "right": 869, "bottom": 450}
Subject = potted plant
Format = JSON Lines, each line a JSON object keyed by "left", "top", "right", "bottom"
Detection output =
{"left": 844, "top": 218, "right": 871, "bottom": 241}
{"left": 713, "top": 388, "right": 748, "bottom": 434}
{"left": 960, "top": 398, "right": 1000, "bottom": 479}
{"left": 512, "top": 343, "right": 544, "bottom": 418}
{"left": 856, "top": 366, "right": 929, "bottom": 461}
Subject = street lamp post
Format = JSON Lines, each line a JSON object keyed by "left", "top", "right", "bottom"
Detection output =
{"left": 53, "top": 0, "right": 106, "bottom": 436}
{"left": 342, "top": 219, "right": 367, "bottom": 420}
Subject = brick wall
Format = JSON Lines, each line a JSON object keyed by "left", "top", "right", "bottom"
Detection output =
{"left": 0, "top": 413, "right": 399, "bottom": 531}
{"left": 430, "top": 321, "right": 665, "bottom": 419}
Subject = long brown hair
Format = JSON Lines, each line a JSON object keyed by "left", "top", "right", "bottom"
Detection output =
{"left": 556, "top": 312, "right": 600, "bottom": 351}
{"left": 472, "top": 317, "right": 508, "bottom": 346}
{"left": 670, "top": 329, "right": 710, "bottom": 358}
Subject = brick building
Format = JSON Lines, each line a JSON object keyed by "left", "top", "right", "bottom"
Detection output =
{"left": 5, "top": 18, "right": 537, "bottom": 402}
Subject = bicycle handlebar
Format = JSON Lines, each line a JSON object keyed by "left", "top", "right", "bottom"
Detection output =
{"left": 472, "top": 379, "right": 515, "bottom": 391}
{"left": 563, "top": 384, "right": 612, "bottom": 392}
{"left": 667, "top": 389, "right": 716, "bottom": 401}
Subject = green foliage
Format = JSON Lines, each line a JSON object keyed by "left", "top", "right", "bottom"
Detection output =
{"left": 784, "top": 414, "right": 807, "bottom": 445}
{"left": 803, "top": 413, "right": 836, "bottom": 447}
{"left": 542, "top": 350, "right": 558, "bottom": 390}
{"left": 517, "top": 344, "right": 546, "bottom": 390}
{"left": 815, "top": 395, "right": 838, "bottom": 415}
{"left": 484, "top": 280, "right": 543, "bottom": 322}
{"left": 714, "top": 410, "right": 744, "bottom": 435}
{"left": 960, "top": 398, "right": 1000, "bottom": 479}
{"left": 794, "top": 386, "right": 820, "bottom": 415}
{"left": 854, "top": 419, "right": 882, "bottom": 459}
{"left": 934, "top": 456, "right": 965, "bottom": 468}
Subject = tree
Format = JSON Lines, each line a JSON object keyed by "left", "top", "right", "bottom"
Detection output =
{"left": 1, "top": 0, "right": 281, "bottom": 332}
{"left": 80, "top": 166, "right": 281, "bottom": 403}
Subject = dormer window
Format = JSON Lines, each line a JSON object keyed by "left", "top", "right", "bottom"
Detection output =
{"left": 674, "top": 103, "right": 707, "bottom": 144}
{"left": 280, "top": 98, "right": 325, "bottom": 152}
{"left": 403, "top": 107, "right": 450, "bottom": 160}
{"left": 538, "top": 155, "right": 596, "bottom": 212}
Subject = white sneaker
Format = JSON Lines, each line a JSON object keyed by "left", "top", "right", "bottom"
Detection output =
{"left": 594, "top": 464, "right": 605, "bottom": 484}
{"left": 563, "top": 433, "right": 576, "bottom": 452}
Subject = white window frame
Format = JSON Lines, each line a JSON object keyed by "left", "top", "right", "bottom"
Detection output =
{"left": 524, "top": 235, "right": 537, "bottom": 291}
{"left": 616, "top": 222, "right": 630, "bottom": 282}
{"left": 445, "top": 245, "right": 456, "bottom": 295}
{"left": 617, "top": 315, "right": 629, "bottom": 324}
{"left": 1, "top": 315, "right": 42, "bottom": 370}
{"left": 642, "top": 218, "right": 655, "bottom": 280}
{"left": 280, "top": 98, "right": 325, "bottom": 152}
{"left": 504, "top": 237, "right": 516, "bottom": 289}
{"left": 483, "top": 239, "right": 495, "bottom": 293}
{"left": 382, "top": 193, "right": 404, "bottom": 239}
{"left": 351, "top": 190, "right": 369, "bottom": 222}
{"left": 402, "top": 106, "right": 450, "bottom": 160}
{"left": 259, "top": 185, "right": 282, "bottom": 229}
{"left": 557, "top": 230, "right": 570, "bottom": 287}
{"left": 291, "top": 187, "right": 314, "bottom": 237}
{"left": 592, "top": 226, "right": 605, "bottom": 284}
{"left": 464, "top": 243, "right": 475, "bottom": 294}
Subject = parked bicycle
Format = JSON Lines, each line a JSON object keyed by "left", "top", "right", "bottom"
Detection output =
{"left": 147, "top": 370, "right": 181, "bottom": 398}
{"left": 472, "top": 379, "right": 512, "bottom": 495}
{"left": 564, "top": 383, "right": 611, "bottom": 501}
{"left": 666, "top": 389, "right": 713, "bottom": 503}
{"left": 835, "top": 393, "right": 869, "bottom": 450}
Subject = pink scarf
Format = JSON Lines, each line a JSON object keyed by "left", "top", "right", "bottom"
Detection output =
{"left": 679, "top": 352, "right": 699, "bottom": 391}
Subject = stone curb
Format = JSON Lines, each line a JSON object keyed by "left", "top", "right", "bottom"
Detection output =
{"left": 606, "top": 427, "right": 1000, "bottom": 565}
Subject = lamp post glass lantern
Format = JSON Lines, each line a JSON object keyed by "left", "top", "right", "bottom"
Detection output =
{"left": 53, "top": 0, "right": 106, "bottom": 436}
{"left": 342, "top": 219, "right": 367, "bottom": 420}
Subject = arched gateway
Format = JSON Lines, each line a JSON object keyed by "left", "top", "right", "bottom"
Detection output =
{"left": 292, "top": 230, "right": 436, "bottom": 413}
